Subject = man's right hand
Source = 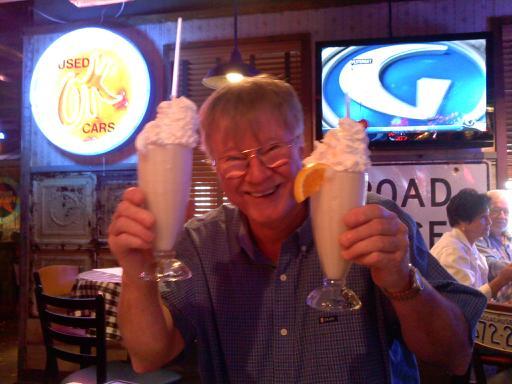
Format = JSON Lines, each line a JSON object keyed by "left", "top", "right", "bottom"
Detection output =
{"left": 491, "top": 263, "right": 512, "bottom": 298}
{"left": 108, "top": 187, "right": 156, "bottom": 282}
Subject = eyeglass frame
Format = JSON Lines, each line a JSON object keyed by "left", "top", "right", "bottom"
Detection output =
{"left": 490, "top": 207, "right": 510, "bottom": 216}
{"left": 210, "top": 135, "right": 301, "bottom": 179}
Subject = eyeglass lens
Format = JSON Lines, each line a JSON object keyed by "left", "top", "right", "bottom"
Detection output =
{"left": 491, "top": 207, "right": 509, "bottom": 216}
{"left": 220, "top": 142, "right": 292, "bottom": 178}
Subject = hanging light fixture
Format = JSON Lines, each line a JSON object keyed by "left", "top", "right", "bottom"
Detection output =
{"left": 202, "top": 0, "right": 260, "bottom": 89}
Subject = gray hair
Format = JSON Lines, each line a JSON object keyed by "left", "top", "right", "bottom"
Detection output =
{"left": 199, "top": 76, "right": 304, "bottom": 158}
{"left": 487, "top": 189, "right": 511, "bottom": 204}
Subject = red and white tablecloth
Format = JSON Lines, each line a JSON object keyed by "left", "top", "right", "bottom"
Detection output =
{"left": 72, "top": 267, "right": 123, "bottom": 341}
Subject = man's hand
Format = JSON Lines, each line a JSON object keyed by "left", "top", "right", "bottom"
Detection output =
{"left": 491, "top": 263, "right": 512, "bottom": 297}
{"left": 107, "top": 187, "right": 156, "bottom": 281}
{"left": 339, "top": 204, "right": 411, "bottom": 292}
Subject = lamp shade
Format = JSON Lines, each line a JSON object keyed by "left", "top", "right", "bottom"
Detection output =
{"left": 202, "top": 47, "right": 260, "bottom": 89}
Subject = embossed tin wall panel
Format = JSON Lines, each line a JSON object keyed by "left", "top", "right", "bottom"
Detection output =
{"left": 32, "top": 250, "right": 93, "bottom": 271}
{"left": 32, "top": 173, "right": 96, "bottom": 244}
{"left": 97, "top": 171, "right": 136, "bottom": 243}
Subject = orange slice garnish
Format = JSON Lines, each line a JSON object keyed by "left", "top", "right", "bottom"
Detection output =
{"left": 294, "top": 163, "right": 329, "bottom": 203}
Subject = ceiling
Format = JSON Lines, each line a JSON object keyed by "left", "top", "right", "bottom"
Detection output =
{"left": 0, "top": 0, "right": 393, "bottom": 156}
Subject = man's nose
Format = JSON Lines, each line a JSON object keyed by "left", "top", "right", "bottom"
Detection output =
{"left": 244, "top": 155, "right": 271, "bottom": 181}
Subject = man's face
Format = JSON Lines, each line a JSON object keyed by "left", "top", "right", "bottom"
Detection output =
{"left": 208, "top": 114, "right": 304, "bottom": 230}
{"left": 490, "top": 196, "right": 509, "bottom": 235}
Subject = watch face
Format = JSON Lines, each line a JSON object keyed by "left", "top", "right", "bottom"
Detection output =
{"left": 383, "top": 264, "right": 423, "bottom": 301}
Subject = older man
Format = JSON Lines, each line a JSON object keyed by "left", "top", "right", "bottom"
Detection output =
{"left": 109, "top": 77, "right": 486, "bottom": 383}
{"left": 476, "top": 189, "right": 512, "bottom": 302}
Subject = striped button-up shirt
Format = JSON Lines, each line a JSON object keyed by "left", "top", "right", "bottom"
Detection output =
{"left": 162, "top": 193, "right": 486, "bottom": 384}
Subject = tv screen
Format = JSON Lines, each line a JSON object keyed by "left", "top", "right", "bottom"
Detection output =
{"left": 317, "top": 33, "right": 494, "bottom": 149}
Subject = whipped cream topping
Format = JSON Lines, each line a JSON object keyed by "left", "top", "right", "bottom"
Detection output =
{"left": 135, "top": 96, "right": 199, "bottom": 152}
{"left": 304, "top": 118, "right": 370, "bottom": 172}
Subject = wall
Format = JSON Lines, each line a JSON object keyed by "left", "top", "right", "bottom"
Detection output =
{"left": 23, "top": 0, "right": 512, "bottom": 169}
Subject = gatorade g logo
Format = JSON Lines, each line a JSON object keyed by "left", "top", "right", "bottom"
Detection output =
{"left": 321, "top": 41, "right": 486, "bottom": 132}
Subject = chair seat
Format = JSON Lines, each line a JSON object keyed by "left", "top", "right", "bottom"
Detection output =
{"left": 61, "top": 360, "right": 182, "bottom": 384}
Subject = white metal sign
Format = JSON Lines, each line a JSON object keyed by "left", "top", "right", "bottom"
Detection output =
{"left": 368, "top": 162, "right": 489, "bottom": 249}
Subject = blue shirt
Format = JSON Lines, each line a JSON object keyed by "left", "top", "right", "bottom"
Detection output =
{"left": 162, "top": 193, "right": 486, "bottom": 383}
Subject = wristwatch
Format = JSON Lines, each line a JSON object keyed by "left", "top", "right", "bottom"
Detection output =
{"left": 382, "top": 264, "right": 424, "bottom": 301}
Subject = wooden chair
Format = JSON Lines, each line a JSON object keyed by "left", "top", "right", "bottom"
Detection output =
{"left": 37, "top": 264, "right": 80, "bottom": 297}
{"left": 472, "top": 302, "right": 512, "bottom": 384}
{"left": 33, "top": 271, "right": 182, "bottom": 384}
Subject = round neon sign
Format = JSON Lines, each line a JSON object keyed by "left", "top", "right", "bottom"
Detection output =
{"left": 30, "top": 27, "right": 151, "bottom": 156}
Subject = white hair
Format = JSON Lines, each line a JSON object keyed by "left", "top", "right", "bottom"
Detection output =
{"left": 487, "top": 189, "right": 511, "bottom": 204}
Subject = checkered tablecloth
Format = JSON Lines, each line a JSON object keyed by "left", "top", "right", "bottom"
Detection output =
{"left": 71, "top": 268, "right": 123, "bottom": 341}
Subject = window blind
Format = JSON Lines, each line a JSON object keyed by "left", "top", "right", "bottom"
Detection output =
{"left": 164, "top": 34, "right": 312, "bottom": 216}
{"left": 497, "top": 24, "right": 512, "bottom": 184}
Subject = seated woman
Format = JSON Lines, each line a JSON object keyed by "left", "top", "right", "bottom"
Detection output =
{"left": 431, "top": 188, "right": 512, "bottom": 300}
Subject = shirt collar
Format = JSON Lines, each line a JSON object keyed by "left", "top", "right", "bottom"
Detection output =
{"left": 452, "top": 227, "right": 476, "bottom": 251}
{"left": 235, "top": 208, "right": 314, "bottom": 265}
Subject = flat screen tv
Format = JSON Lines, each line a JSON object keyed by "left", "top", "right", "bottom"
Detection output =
{"left": 317, "top": 33, "right": 494, "bottom": 149}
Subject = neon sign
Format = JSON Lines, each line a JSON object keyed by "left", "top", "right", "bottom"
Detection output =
{"left": 30, "top": 27, "right": 151, "bottom": 156}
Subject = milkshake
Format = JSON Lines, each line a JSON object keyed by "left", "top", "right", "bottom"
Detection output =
{"left": 302, "top": 118, "right": 370, "bottom": 310}
{"left": 309, "top": 170, "right": 367, "bottom": 280}
{"left": 135, "top": 97, "right": 199, "bottom": 280}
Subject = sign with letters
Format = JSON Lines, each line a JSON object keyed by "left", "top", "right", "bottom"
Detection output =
{"left": 367, "top": 162, "right": 489, "bottom": 249}
{"left": 30, "top": 27, "right": 151, "bottom": 156}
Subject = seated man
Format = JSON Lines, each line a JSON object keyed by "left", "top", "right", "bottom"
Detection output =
{"left": 476, "top": 189, "right": 512, "bottom": 302}
{"left": 109, "top": 77, "right": 487, "bottom": 383}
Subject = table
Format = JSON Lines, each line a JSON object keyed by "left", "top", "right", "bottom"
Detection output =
{"left": 72, "top": 267, "right": 123, "bottom": 341}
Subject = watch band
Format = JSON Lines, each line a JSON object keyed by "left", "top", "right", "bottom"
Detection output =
{"left": 382, "top": 264, "right": 424, "bottom": 301}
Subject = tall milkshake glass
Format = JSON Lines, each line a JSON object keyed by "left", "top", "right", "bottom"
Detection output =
{"left": 308, "top": 169, "right": 367, "bottom": 311}
{"left": 303, "top": 118, "right": 370, "bottom": 311}
{"left": 135, "top": 97, "right": 199, "bottom": 282}
{"left": 138, "top": 144, "right": 193, "bottom": 281}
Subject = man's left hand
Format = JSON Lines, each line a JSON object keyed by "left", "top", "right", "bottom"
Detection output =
{"left": 339, "top": 204, "right": 411, "bottom": 292}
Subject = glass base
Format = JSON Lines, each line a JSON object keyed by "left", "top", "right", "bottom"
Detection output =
{"left": 306, "top": 279, "right": 362, "bottom": 312}
{"left": 139, "top": 251, "right": 192, "bottom": 282}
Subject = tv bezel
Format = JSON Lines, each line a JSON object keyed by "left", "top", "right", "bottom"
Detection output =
{"left": 315, "top": 32, "right": 494, "bottom": 150}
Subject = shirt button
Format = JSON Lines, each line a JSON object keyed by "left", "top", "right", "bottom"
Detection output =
{"left": 280, "top": 328, "right": 288, "bottom": 336}
{"left": 280, "top": 274, "right": 287, "bottom": 282}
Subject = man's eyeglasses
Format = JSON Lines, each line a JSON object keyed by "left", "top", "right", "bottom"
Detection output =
{"left": 490, "top": 207, "right": 509, "bottom": 216}
{"left": 212, "top": 136, "right": 299, "bottom": 179}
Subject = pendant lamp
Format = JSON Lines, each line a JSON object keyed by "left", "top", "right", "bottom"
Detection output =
{"left": 202, "top": 0, "right": 260, "bottom": 89}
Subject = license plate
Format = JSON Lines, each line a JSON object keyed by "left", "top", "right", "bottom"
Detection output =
{"left": 475, "top": 309, "right": 512, "bottom": 352}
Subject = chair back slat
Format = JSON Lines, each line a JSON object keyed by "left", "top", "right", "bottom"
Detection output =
{"left": 46, "top": 310, "right": 96, "bottom": 328}
{"left": 41, "top": 293, "right": 99, "bottom": 310}
{"left": 49, "top": 328, "right": 96, "bottom": 347}
{"left": 33, "top": 271, "right": 107, "bottom": 384}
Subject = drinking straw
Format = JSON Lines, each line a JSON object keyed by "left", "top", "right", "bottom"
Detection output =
{"left": 170, "top": 17, "right": 183, "bottom": 99}
{"left": 345, "top": 93, "right": 351, "bottom": 119}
